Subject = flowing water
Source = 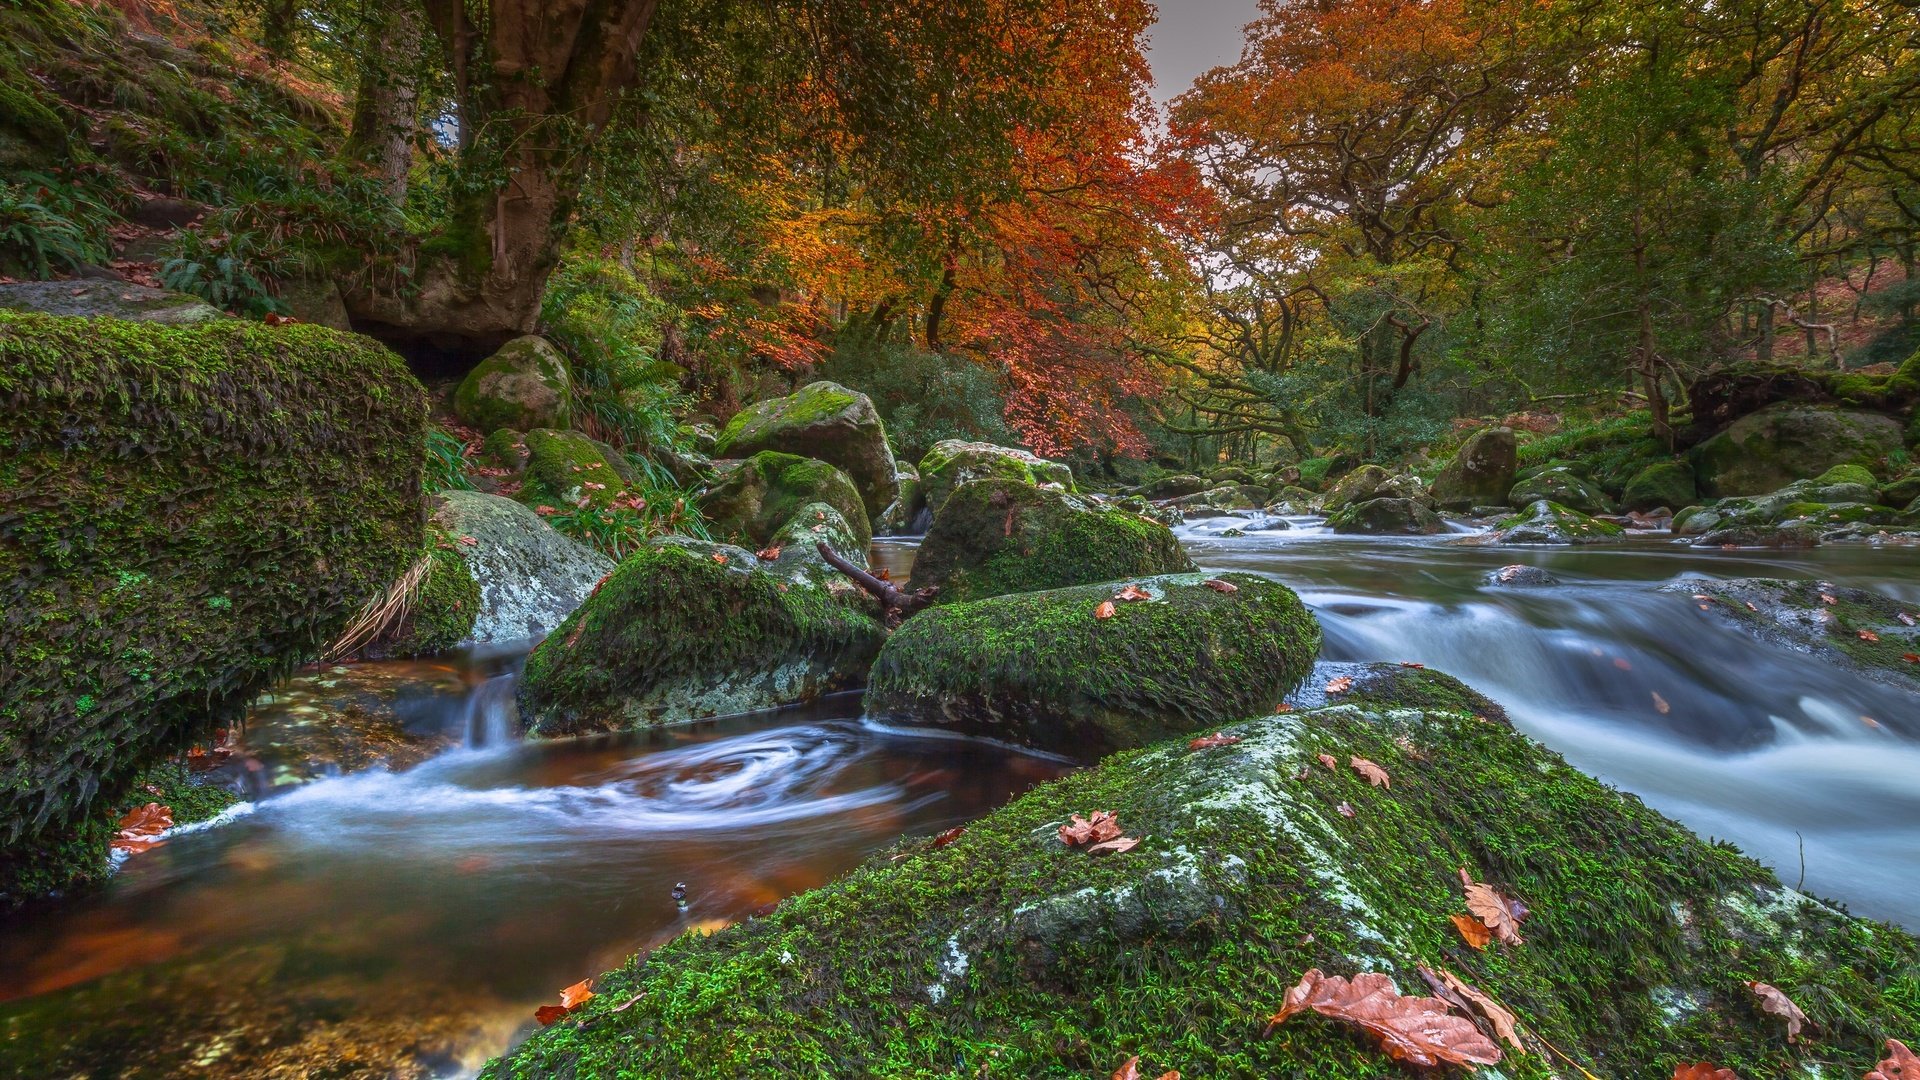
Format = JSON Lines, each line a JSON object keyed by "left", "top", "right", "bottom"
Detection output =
{"left": 3, "top": 525, "right": 1917, "bottom": 1077}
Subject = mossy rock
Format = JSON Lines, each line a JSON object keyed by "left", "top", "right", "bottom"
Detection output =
{"left": 698, "top": 451, "right": 872, "bottom": 549}
{"left": 1668, "top": 578, "right": 1920, "bottom": 693}
{"left": 452, "top": 335, "right": 572, "bottom": 434}
{"left": 866, "top": 572, "right": 1318, "bottom": 757}
{"left": 367, "top": 532, "right": 480, "bottom": 658}
{"left": 1883, "top": 468, "right": 1920, "bottom": 509}
{"left": 1491, "top": 499, "right": 1625, "bottom": 545}
{"left": 909, "top": 479, "right": 1196, "bottom": 603}
{"left": 1322, "top": 464, "right": 1392, "bottom": 510}
{"left": 1692, "top": 404, "right": 1904, "bottom": 497}
{"left": 517, "top": 428, "right": 628, "bottom": 510}
{"left": 1674, "top": 467, "right": 1901, "bottom": 546}
{"left": 917, "top": 440, "right": 1074, "bottom": 517}
{"left": 0, "top": 280, "right": 221, "bottom": 324}
{"left": 487, "top": 668, "right": 1918, "bottom": 1080}
{"left": 432, "top": 490, "right": 612, "bottom": 644}
{"left": 1621, "top": 460, "right": 1697, "bottom": 512}
{"left": 518, "top": 541, "right": 887, "bottom": 736}
{"left": 1142, "top": 473, "right": 1209, "bottom": 500}
{"left": 714, "top": 381, "right": 898, "bottom": 518}
{"left": 756, "top": 502, "right": 869, "bottom": 588}
{"left": 1431, "top": 426, "right": 1517, "bottom": 510}
{"left": 0, "top": 312, "right": 425, "bottom": 900}
{"left": 1509, "top": 466, "right": 1616, "bottom": 514}
{"left": 1325, "top": 496, "right": 1446, "bottom": 535}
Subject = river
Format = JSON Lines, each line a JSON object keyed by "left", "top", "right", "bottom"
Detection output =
{"left": 1, "top": 521, "right": 1915, "bottom": 1078}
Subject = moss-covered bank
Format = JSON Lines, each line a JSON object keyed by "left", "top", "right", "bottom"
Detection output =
{"left": 518, "top": 541, "right": 887, "bottom": 735}
{"left": 487, "top": 668, "right": 1918, "bottom": 1079}
{"left": 867, "top": 572, "right": 1320, "bottom": 756}
{"left": 908, "top": 479, "right": 1195, "bottom": 603}
{"left": 0, "top": 312, "right": 425, "bottom": 900}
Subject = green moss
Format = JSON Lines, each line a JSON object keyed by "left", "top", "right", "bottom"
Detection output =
{"left": 866, "top": 572, "right": 1319, "bottom": 756}
{"left": 909, "top": 479, "right": 1195, "bottom": 603}
{"left": 717, "top": 382, "right": 862, "bottom": 450}
{"left": 517, "top": 428, "right": 629, "bottom": 509}
{"left": 124, "top": 761, "right": 239, "bottom": 826}
{"left": 518, "top": 542, "right": 887, "bottom": 735}
{"left": 698, "top": 450, "right": 872, "bottom": 549}
{"left": 1688, "top": 579, "right": 1920, "bottom": 687}
{"left": 487, "top": 675, "right": 1917, "bottom": 1079}
{"left": 0, "top": 311, "right": 425, "bottom": 901}
{"left": 1621, "top": 460, "right": 1696, "bottom": 512}
{"left": 453, "top": 336, "right": 572, "bottom": 434}
{"left": 916, "top": 440, "right": 1075, "bottom": 515}
{"left": 377, "top": 532, "right": 480, "bottom": 657}
{"left": 1515, "top": 412, "right": 1665, "bottom": 494}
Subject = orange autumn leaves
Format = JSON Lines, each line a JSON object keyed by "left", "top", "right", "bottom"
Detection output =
{"left": 1057, "top": 810, "right": 1141, "bottom": 856}
{"left": 111, "top": 803, "right": 171, "bottom": 854}
{"left": 1266, "top": 969, "right": 1503, "bottom": 1067}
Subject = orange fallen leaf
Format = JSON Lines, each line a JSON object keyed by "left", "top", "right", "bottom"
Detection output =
{"left": 1746, "top": 981, "right": 1806, "bottom": 1042}
{"left": 1095, "top": 600, "right": 1117, "bottom": 620}
{"left": 1460, "top": 869, "right": 1528, "bottom": 946}
{"left": 1201, "top": 578, "right": 1238, "bottom": 593}
{"left": 1651, "top": 691, "right": 1671, "bottom": 714}
{"left": 1317, "top": 753, "right": 1338, "bottom": 771}
{"left": 1349, "top": 757, "right": 1390, "bottom": 788}
{"left": 711, "top": 553, "right": 728, "bottom": 564}
{"left": 1866, "top": 1038, "right": 1917, "bottom": 1080}
{"left": 756, "top": 545, "right": 782, "bottom": 560}
{"left": 536, "top": 978, "right": 596, "bottom": 1025}
{"left": 1450, "top": 913, "right": 1492, "bottom": 949}
{"left": 1820, "top": 593, "right": 1838, "bottom": 606}
{"left": 1059, "top": 811, "right": 1123, "bottom": 847}
{"left": 1672, "top": 1064, "right": 1740, "bottom": 1080}
{"left": 1114, "top": 584, "right": 1154, "bottom": 602}
{"left": 1110, "top": 1055, "right": 1181, "bottom": 1080}
{"left": 1325, "top": 676, "right": 1354, "bottom": 694}
{"left": 1189, "top": 733, "right": 1242, "bottom": 750}
{"left": 1086, "top": 835, "right": 1142, "bottom": 855}
{"left": 1421, "top": 966, "right": 1524, "bottom": 1052}
{"left": 112, "top": 803, "right": 172, "bottom": 854}
{"left": 1859, "top": 629, "right": 1880, "bottom": 642}
{"left": 1273, "top": 703, "right": 1294, "bottom": 713}
{"left": 1902, "top": 653, "right": 1919, "bottom": 664}
{"left": 1265, "top": 968, "right": 1502, "bottom": 1067}
{"left": 533, "top": 1005, "right": 571, "bottom": 1025}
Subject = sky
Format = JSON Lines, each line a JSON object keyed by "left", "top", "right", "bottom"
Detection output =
{"left": 1143, "top": 0, "right": 1262, "bottom": 104}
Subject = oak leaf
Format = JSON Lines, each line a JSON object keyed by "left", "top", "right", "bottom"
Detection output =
{"left": 1201, "top": 578, "right": 1238, "bottom": 593}
{"left": 1449, "top": 913, "right": 1492, "bottom": 949}
{"left": 1095, "top": 600, "right": 1117, "bottom": 620}
{"left": 1349, "top": 756, "right": 1390, "bottom": 788}
{"left": 1317, "top": 753, "right": 1338, "bottom": 771}
{"left": 1745, "top": 981, "right": 1806, "bottom": 1042}
{"left": 1866, "top": 1038, "right": 1917, "bottom": 1080}
{"left": 1459, "top": 869, "right": 1527, "bottom": 945}
{"left": 1059, "top": 811, "right": 1123, "bottom": 847}
{"left": 112, "top": 803, "right": 172, "bottom": 854}
{"left": 1422, "top": 966, "right": 1523, "bottom": 1052}
{"left": 1114, "top": 584, "right": 1154, "bottom": 602}
{"left": 1326, "top": 676, "right": 1354, "bottom": 694}
{"left": 1265, "top": 969, "right": 1502, "bottom": 1067}
{"left": 1188, "top": 733, "right": 1242, "bottom": 750}
{"left": 1086, "top": 835, "right": 1142, "bottom": 855}
{"left": 1672, "top": 1065, "right": 1741, "bottom": 1080}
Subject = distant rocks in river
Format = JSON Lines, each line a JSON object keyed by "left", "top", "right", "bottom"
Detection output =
{"left": 1485, "top": 563, "right": 1559, "bottom": 587}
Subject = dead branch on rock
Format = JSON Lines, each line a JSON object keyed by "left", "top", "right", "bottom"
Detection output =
{"left": 816, "top": 542, "right": 937, "bottom": 627}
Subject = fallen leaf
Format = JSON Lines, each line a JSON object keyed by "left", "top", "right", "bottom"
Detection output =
{"left": 1746, "top": 981, "right": 1806, "bottom": 1042}
{"left": 1317, "top": 753, "right": 1338, "bottom": 771}
{"left": 1273, "top": 703, "right": 1294, "bottom": 713}
{"left": 1265, "top": 969, "right": 1502, "bottom": 1067}
{"left": 1399, "top": 661, "right": 1424, "bottom": 669}
{"left": 1672, "top": 1064, "right": 1741, "bottom": 1080}
{"left": 533, "top": 1005, "right": 571, "bottom": 1026}
{"left": 1859, "top": 629, "right": 1880, "bottom": 642}
{"left": 1086, "top": 835, "right": 1142, "bottom": 855}
{"left": 1866, "top": 1038, "right": 1917, "bottom": 1080}
{"left": 711, "top": 553, "right": 728, "bottom": 564}
{"left": 112, "top": 803, "right": 173, "bottom": 854}
{"left": 1202, "top": 578, "right": 1238, "bottom": 593}
{"left": 1745, "top": 601, "right": 1758, "bottom": 612}
{"left": 1336, "top": 801, "right": 1355, "bottom": 818}
{"left": 1349, "top": 757, "right": 1390, "bottom": 788}
{"left": 1423, "top": 966, "right": 1524, "bottom": 1052}
{"left": 756, "top": 545, "right": 782, "bottom": 560}
{"left": 1903, "top": 653, "right": 1919, "bottom": 664}
{"left": 1325, "top": 675, "right": 1355, "bottom": 694}
{"left": 1450, "top": 913, "right": 1492, "bottom": 949}
{"left": 1900, "top": 612, "right": 1917, "bottom": 627}
{"left": 535, "top": 978, "right": 596, "bottom": 1025}
{"left": 1059, "top": 811, "right": 1123, "bottom": 847}
{"left": 1651, "top": 691, "right": 1671, "bottom": 714}
{"left": 1821, "top": 593, "right": 1838, "bottom": 606}
{"left": 1862, "top": 715, "right": 1881, "bottom": 729}
{"left": 458, "top": 535, "right": 479, "bottom": 546}
{"left": 1460, "top": 872, "right": 1528, "bottom": 946}
{"left": 1110, "top": 1055, "right": 1181, "bottom": 1080}
{"left": 930, "top": 826, "right": 966, "bottom": 849}
{"left": 1095, "top": 600, "right": 1117, "bottom": 620}
{"left": 1188, "top": 733, "right": 1242, "bottom": 750}
{"left": 1114, "top": 584, "right": 1154, "bottom": 602}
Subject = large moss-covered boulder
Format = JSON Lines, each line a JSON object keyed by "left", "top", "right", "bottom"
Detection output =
{"left": 489, "top": 667, "right": 1918, "bottom": 1080}
{"left": 0, "top": 313, "right": 425, "bottom": 899}
{"left": 453, "top": 335, "right": 572, "bottom": 434}
{"left": 1622, "top": 460, "right": 1697, "bottom": 512}
{"left": 908, "top": 479, "right": 1195, "bottom": 603}
{"left": 698, "top": 451, "right": 872, "bottom": 549}
{"left": 432, "top": 490, "right": 613, "bottom": 644}
{"left": 1673, "top": 465, "right": 1904, "bottom": 546}
{"left": 1325, "top": 496, "right": 1446, "bottom": 534}
{"left": 0, "top": 280, "right": 221, "bottom": 324}
{"left": 1509, "top": 466, "right": 1616, "bottom": 514}
{"left": 917, "top": 440, "right": 1074, "bottom": 517}
{"left": 714, "top": 381, "right": 898, "bottom": 517}
{"left": 1431, "top": 426, "right": 1517, "bottom": 509}
{"left": 1489, "top": 499, "right": 1625, "bottom": 545}
{"left": 517, "top": 428, "right": 629, "bottom": 510}
{"left": 866, "top": 572, "right": 1318, "bottom": 756}
{"left": 1692, "top": 403, "right": 1904, "bottom": 497}
{"left": 756, "top": 503, "right": 869, "bottom": 588}
{"left": 1322, "top": 464, "right": 1393, "bottom": 510}
{"left": 518, "top": 541, "right": 886, "bottom": 735}
{"left": 1141, "top": 473, "right": 1209, "bottom": 500}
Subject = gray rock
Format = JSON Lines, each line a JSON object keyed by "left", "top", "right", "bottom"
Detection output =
{"left": 1489, "top": 499, "right": 1625, "bottom": 545}
{"left": 1486, "top": 564, "right": 1559, "bottom": 587}
{"left": 0, "top": 280, "right": 221, "bottom": 323}
{"left": 917, "top": 439, "right": 1074, "bottom": 517}
{"left": 1431, "top": 427, "right": 1517, "bottom": 510}
{"left": 432, "top": 490, "right": 613, "bottom": 644}
{"left": 453, "top": 335, "right": 572, "bottom": 434}
{"left": 1325, "top": 496, "right": 1446, "bottom": 535}
{"left": 1692, "top": 404, "right": 1904, "bottom": 497}
{"left": 1509, "top": 467, "right": 1616, "bottom": 515}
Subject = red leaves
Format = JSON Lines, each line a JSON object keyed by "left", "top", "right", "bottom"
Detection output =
{"left": 1201, "top": 578, "right": 1238, "bottom": 593}
{"left": 930, "top": 826, "right": 966, "bottom": 850}
{"left": 535, "top": 979, "right": 596, "bottom": 1025}
{"left": 1325, "top": 676, "right": 1354, "bottom": 695}
{"left": 1746, "top": 980, "right": 1807, "bottom": 1042}
{"left": 1266, "top": 969, "right": 1502, "bottom": 1067}
{"left": 1903, "top": 653, "right": 1920, "bottom": 664}
{"left": 1673, "top": 1065, "right": 1741, "bottom": 1080}
{"left": 1059, "top": 811, "right": 1140, "bottom": 855}
{"left": 711, "top": 553, "right": 729, "bottom": 564}
{"left": 1867, "top": 1038, "right": 1918, "bottom": 1080}
{"left": 756, "top": 544, "right": 783, "bottom": 561}
{"left": 1188, "top": 733, "right": 1242, "bottom": 750}
{"left": 1114, "top": 583, "right": 1154, "bottom": 602}
{"left": 1094, "top": 600, "right": 1117, "bottom": 620}
{"left": 112, "top": 803, "right": 172, "bottom": 854}
{"left": 1459, "top": 868, "right": 1528, "bottom": 946}
{"left": 1349, "top": 756, "right": 1390, "bottom": 788}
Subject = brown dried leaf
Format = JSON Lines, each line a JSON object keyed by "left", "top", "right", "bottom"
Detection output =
{"left": 930, "top": 826, "right": 965, "bottom": 849}
{"left": 1427, "top": 966, "right": 1524, "bottom": 1052}
{"left": 1095, "top": 600, "right": 1117, "bottom": 620}
{"left": 1188, "top": 733, "right": 1242, "bottom": 750}
{"left": 1109, "top": 1055, "right": 1181, "bottom": 1080}
{"left": 711, "top": 553, "right": 728, "bottom": 564}
{"left": 1672, "top": 1064, "right": 1741, "bottom": 1080}
{"left": 756, "top": 545, "right": 782, "bottom": 560}
{"left": 1273, "top": 703, "right": 1294, "bottom": 713}
{"left": 1903, "top": 653, "right": 1920, "bottom": 664}
{"left": 1317, "top": 753, "right": 1339, "bottom": 771}
{"left": 1114, "top": 584, "right": 1154, "bottom": 602}
{"left": 1059, "top": 811, "right": 1123, "bottom": 847}
{"left": 1821, "top": 593, "right": 1838, "bottom": 606}
{"left": 1462, "top": 875, "right": 1528, "bottom": 946}
{"left": 1866, "top": 1038, "right": 1918, "bottom": 1080}
{"left": 1652, "top": 691, "right": 1671, "bottom": 714}
{"left": 112, "top": 803, "right": 172, "bottom": 854}
{"left": 1202, "top": 578, "right": 1238, "bottom": 593}
{"left": 1859, "top": 629, "right": 1880, "bottom": 642}
{"left": 1086, "top": 835, "right": 1142, "bottom": 855}
{"left": 1336, "top": 802, "right": 1356, "bottom": 818}
{"left": 1449, "top": 913, "right": 1492, "bottom": 949}
{"left": 1265, "top": 969, "right": 1502, "bottom": 1067}
{"left": 1746, "top": 981, "right": 1806, "bottom": 1042}
{"left": 1349, "top": 756, "right": 1390, "bottom": 788}
{"left": 1326, "top": 675, "right": 1355, "bottom": 694}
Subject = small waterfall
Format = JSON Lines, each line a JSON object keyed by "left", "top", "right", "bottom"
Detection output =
{"left": 463, "top": 672, "right": 520, "bottom": 749}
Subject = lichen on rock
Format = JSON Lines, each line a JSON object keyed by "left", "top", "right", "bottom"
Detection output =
{"left": 452, "top": 335, "right": 573, "bottom": 434}
{"left": 432, "top": 490, "right": 612, "bottom": 645}
{"left": 698, "top": 450, "right": 872, "bottom": 549}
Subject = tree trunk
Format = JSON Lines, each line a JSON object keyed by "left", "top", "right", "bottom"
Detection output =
{"left": 344, "top": 5, "right": 426, "bottom": 204}
{"left": 262, "top": 0, "right": 296, "bottom": 59}
{"left": 925, "top": 260, "right": 956, "bottom": 351}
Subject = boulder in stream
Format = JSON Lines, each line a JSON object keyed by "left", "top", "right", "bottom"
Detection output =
{"left": 432, "top": 490, "right": 614, "bottom": 644}
{"left": 908, "top": 479, "right": 1195, "bottom": 604}
{"left": 698, "top": 450, "right": 872, "bottom": 550}
{"left": 1508, "top": 465, "right": 1616, "bottom": 515}
{"left": 1691, "top": 403, "right": 1905, "bottom": 497}
{"left": 518, "top": 540, "right": 886, "bottom": 735}
{"left": 713, "top": 381, "right": 898, "bottom": 518}
{"left": 1325, "top": 496, "right": 1447, "bottom": 535}
{"left": 865, "top": 572, "right": 1319, "bottom": 756}
{"left": 488, "top": 663, "right": 1920, "bottom": 1080}
{"left": 1488, "top": 499, "right": 1625, "bottom": 545}
{"left": 1431, "top": 426, "right": 1517, "bottom": 510}
{"left": 917, "top": 439, "right": 1074, "bottom": 517}
{"left": 1667, "top": 578, "right": 1920, "bottom": 694}
{"left": 0, "top": 279, "right": 222, "bottom": 323}
{"left": 1672, "top": 465, "right": 1908, "bottom": 546}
